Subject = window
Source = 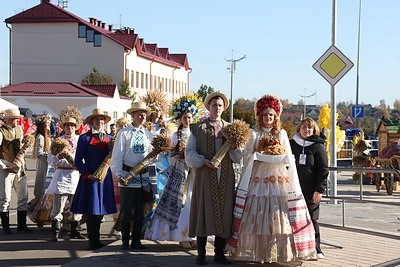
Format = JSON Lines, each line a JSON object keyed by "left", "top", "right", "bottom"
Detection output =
{"left": 145, "top": 74, "right": 148, "bottom": 89}
{"left": 131, "top": 71, "right": 135, "bottom": 87}
{"left": 78, "top": 24, "right": 86, "bottom": 38}
{"left": 86, "top": 29, "right": 94, "bottom": 42}
{"left": 136, "top": 72, "right": 139, "bottom": 88}
{"left": 123, "top": 112, "right": 127, "bottom": 118}
{"left": 169, "top": 79, "right": 171, "bottom": 93}
{"left": 141, "top": 73, "right": 144, "bottom": 89}
{"left": 154, "top": 77, "right": 157, "bottom": 89}
{"left": 113, "top": 111, "right": 117, "bottom": 120}
{"left": 94, "top": 33, "right": 102, "bottom": 47}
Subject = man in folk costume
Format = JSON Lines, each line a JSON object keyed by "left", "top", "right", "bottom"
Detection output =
{"left": 0, "top": 108, "right": 32, "bottom": 234}
{"left": 111, "top": 102, "right": 154, "bottom": 250}
{"left": 70, "top": 109, "right": 116, "bottom": 250}
{"left": 185, "top": 92, "right": 242, "bottom": 265}
{"left": 47, "top": 107, "right": 85, "bottom": 241}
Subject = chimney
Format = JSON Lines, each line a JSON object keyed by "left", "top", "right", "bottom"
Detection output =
{"left": 97, "top": 20, "right": 102, "bottom": 27}
{"left": 41, "top": 0, "right": 51, "bottom": 3}
{"left": 93, "top": 18, "right": 97, "bottom": 25}
{"left": 101, "top": 22, "right": 106, "bottom": 29}
{"left": 108, "top": 25, "right": 113, "bottom": 32}
{"left": 89, "top": 18, "right": 95, "bottom": 24}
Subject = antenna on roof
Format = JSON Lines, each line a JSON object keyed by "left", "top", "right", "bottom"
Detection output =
{"left": 57, "top": 0, "right": 68, "bottom": 8}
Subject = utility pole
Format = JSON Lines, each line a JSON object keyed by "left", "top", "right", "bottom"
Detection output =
{"left": 226, "top": 50, "right": 246, "bottom": 122}
{"left": 299, "top": 89, "right": 316, "bottom": 119}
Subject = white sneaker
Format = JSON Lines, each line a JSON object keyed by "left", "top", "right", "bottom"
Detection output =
{"left": 317, "top": 253, "right": 325, "bottom": 259}
{"left": 113, "top": 229, "right": 122, "bottom": 239}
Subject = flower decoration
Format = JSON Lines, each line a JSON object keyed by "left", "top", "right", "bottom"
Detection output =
{"left": 254, "top": 94, "right": 283, "bottom": 116}
{"left": 35, "top": 114, "right": 53, "bottom": 125}
{"left": 169, "top": 94, "right": 203, "bottom": 122}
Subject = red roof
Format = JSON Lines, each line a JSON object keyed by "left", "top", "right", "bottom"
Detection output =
{"left": 0, "top": 82, "right": 115, "bottom": 98}
{"left": 5, "top": 1, "right": 190, "bottom": 70}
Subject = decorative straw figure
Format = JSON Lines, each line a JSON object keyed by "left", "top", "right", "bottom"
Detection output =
{"left": 9, "top": 134, "right": 35, "bottom": 173}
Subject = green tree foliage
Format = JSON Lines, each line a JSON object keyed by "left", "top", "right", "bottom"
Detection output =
{"left": 118, "top": 79, "right": 136, "bottom": 100}
{"left": 197, "top": 84, "right": 214, "bottom": 101}
{"left": 81, "top": 67, "right": 113, "bottom": 85}
{"left": 221, "top": 99, "right": 255, "bottom": 127}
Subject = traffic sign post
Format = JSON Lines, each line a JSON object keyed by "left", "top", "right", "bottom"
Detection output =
{"left": 313, "top": 45, "right": 354, "bottom": 86}
{"left": 351, "top": 105, "right": 364, "bottom": 118}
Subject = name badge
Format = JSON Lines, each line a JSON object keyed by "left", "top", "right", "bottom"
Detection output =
{"left": 299, "top": 154, "right": 307, "bottom": 165}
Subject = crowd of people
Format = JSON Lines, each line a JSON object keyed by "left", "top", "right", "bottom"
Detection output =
{"left": 0, "top": 90, "right": 328, "bottom": 265}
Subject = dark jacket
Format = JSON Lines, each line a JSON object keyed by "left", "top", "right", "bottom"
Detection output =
{"left": 290, "top": 134, "right": 328, "bottom": 202}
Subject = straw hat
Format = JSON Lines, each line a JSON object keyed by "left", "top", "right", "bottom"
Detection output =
{"left": 204, "top": 92, "right": 229, "bottom": 111}
{"left": 0, "top": 108, "right": 24, "bottom": 119}
{"left": 60, "top": 117, "right": 78, "bottom": 128}
{"left": 127, "top": 102, "right": 151, "bottom": 116}
{"left": 85, "top": 108, "right": 111, "bottom": 125}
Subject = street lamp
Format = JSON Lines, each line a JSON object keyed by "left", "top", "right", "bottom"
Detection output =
{"left": 226, "top": 50, "right": 246, "bottom": 122}
{"left": 299, "top": 89, "right": 316, "bottom": 119}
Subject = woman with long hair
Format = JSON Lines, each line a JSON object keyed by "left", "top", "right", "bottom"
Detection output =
{"left": 32, "top": 115, "right": 52, "bottom": 202}
{"left": 145, "top": 94, "right": 202, "bottom": 248}
{"left": 230, "top": 95, "right": 316, "bottom": 263}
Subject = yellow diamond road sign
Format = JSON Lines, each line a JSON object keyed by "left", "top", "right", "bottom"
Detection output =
{"left": 313, "top": 45, "right": 354, "bottom": 86}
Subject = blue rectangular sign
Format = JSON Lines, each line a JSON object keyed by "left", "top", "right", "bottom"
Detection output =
{"left": 351, "top": 105, "right": 364, "bottom": 118}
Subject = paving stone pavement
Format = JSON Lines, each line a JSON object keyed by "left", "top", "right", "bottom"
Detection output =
{"left": 1, "top": 157, "right": 399, "bottom": 266}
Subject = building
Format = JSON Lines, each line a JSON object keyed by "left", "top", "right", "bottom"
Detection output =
{"left": 4, "top": 0, "right": 190, "bottom": 102}
{"left": 0, "top": 82, "right": 131, "bottom": 125}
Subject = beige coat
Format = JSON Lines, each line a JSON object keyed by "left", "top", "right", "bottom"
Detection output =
{"left": 185, "top": 118, "right": 242, "bottom": 238}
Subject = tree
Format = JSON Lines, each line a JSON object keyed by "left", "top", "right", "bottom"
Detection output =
{"left": 119, "top": 79, "right": 136, "bottom": 100}
{"left": 196, "top": 84, "right": 214, "bottom": 101}
{"left": 81, "top": 67, "right": 113, "bottom": 85}
{"left": 393, "top": 99, "right": 400, "bottom": 110}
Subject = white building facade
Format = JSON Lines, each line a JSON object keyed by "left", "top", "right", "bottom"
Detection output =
{"left": 5, "top": 0, "right": 190, "bottom": 103}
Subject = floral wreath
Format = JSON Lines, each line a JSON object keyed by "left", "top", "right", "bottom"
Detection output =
{"left": 35, "top": 114, "right": 53, "bottom": 124}
{"left": 169, "top": 94, "right": 203, "bottom": 122}
{"left": 255, "top": 94, "right": 283, "bottom": 116}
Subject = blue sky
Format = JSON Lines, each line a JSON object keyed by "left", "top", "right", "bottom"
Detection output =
{"left": 1, "top": 0, "right": 399, "bottom": 107}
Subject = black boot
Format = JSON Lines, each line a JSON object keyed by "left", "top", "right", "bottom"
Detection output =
{"left": 50, "top": 220, "right": 60, "bottom": 241}
{"left": 17, "top": 210, "right": 32, "bottom": 233}
{"left": 70, "top": 221, "right": 86, "bottom": 239}
{"left": 196, "top": 236, "right": 207, "bottom": 265}
{"left": 121, "top": 222, "right": 130, "bottom": 250}
{"left": 214, "top": 236, "right": 231, "bottom": 264}
{"left": 86, "top": 215, "right": 98, "bottom": 250}
{"left": 130, "top": 221, "right": 146, "bottom": 249}
{"left": 0, "top": 211, "right": 12, "bottom": 234}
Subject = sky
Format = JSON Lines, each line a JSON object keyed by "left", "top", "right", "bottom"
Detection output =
{"left": 1, "top": 0, "right": 399, "bottom": 108}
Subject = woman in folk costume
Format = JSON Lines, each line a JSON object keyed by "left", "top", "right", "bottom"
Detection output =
{"left": 140, "top": 89, "right": 170, "bottom": 228}
{"left": 229, "top": 94, "right": 316, "bottom": 263}
{"left": 32, "top": 114, "right": 53, "bottom": 202}
{"left": 70, "top": 109, "right": 116, "bottom": 250}
{"left": 47, "top": 106, "right": 85, "bottom": 241}
{"left": 145, "top": 94, "right": 202, "bottom": 248}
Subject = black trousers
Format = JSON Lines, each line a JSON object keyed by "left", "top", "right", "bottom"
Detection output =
{"left": 120, "top": 187, "right": 145, "bottom": 241}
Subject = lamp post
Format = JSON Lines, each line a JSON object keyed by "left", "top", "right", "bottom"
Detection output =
{"left": 299, "top": 88, "right": 316, "bottom": 119}
{"left": 226, "top": 50, "right": 246, "bottom": 122}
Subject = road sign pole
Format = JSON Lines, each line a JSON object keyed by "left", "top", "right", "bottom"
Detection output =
{"left": 330, "top": 0, "right": 337, "bottom": 205}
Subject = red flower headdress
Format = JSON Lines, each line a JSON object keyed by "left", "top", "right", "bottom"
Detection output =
{"left": 254, "top": 94, "right": 283, "bottom": 116}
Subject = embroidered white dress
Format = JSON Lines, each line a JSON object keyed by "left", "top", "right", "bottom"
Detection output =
{"left": 145, "top": 127, "right": 194, "bottom": 241}
{"left": 232, "top": 128, "right": 316, "bottom": 263}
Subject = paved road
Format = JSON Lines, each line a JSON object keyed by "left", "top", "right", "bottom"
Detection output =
{"left": 0, "top": 156, "right": 399, "bottom": 266}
